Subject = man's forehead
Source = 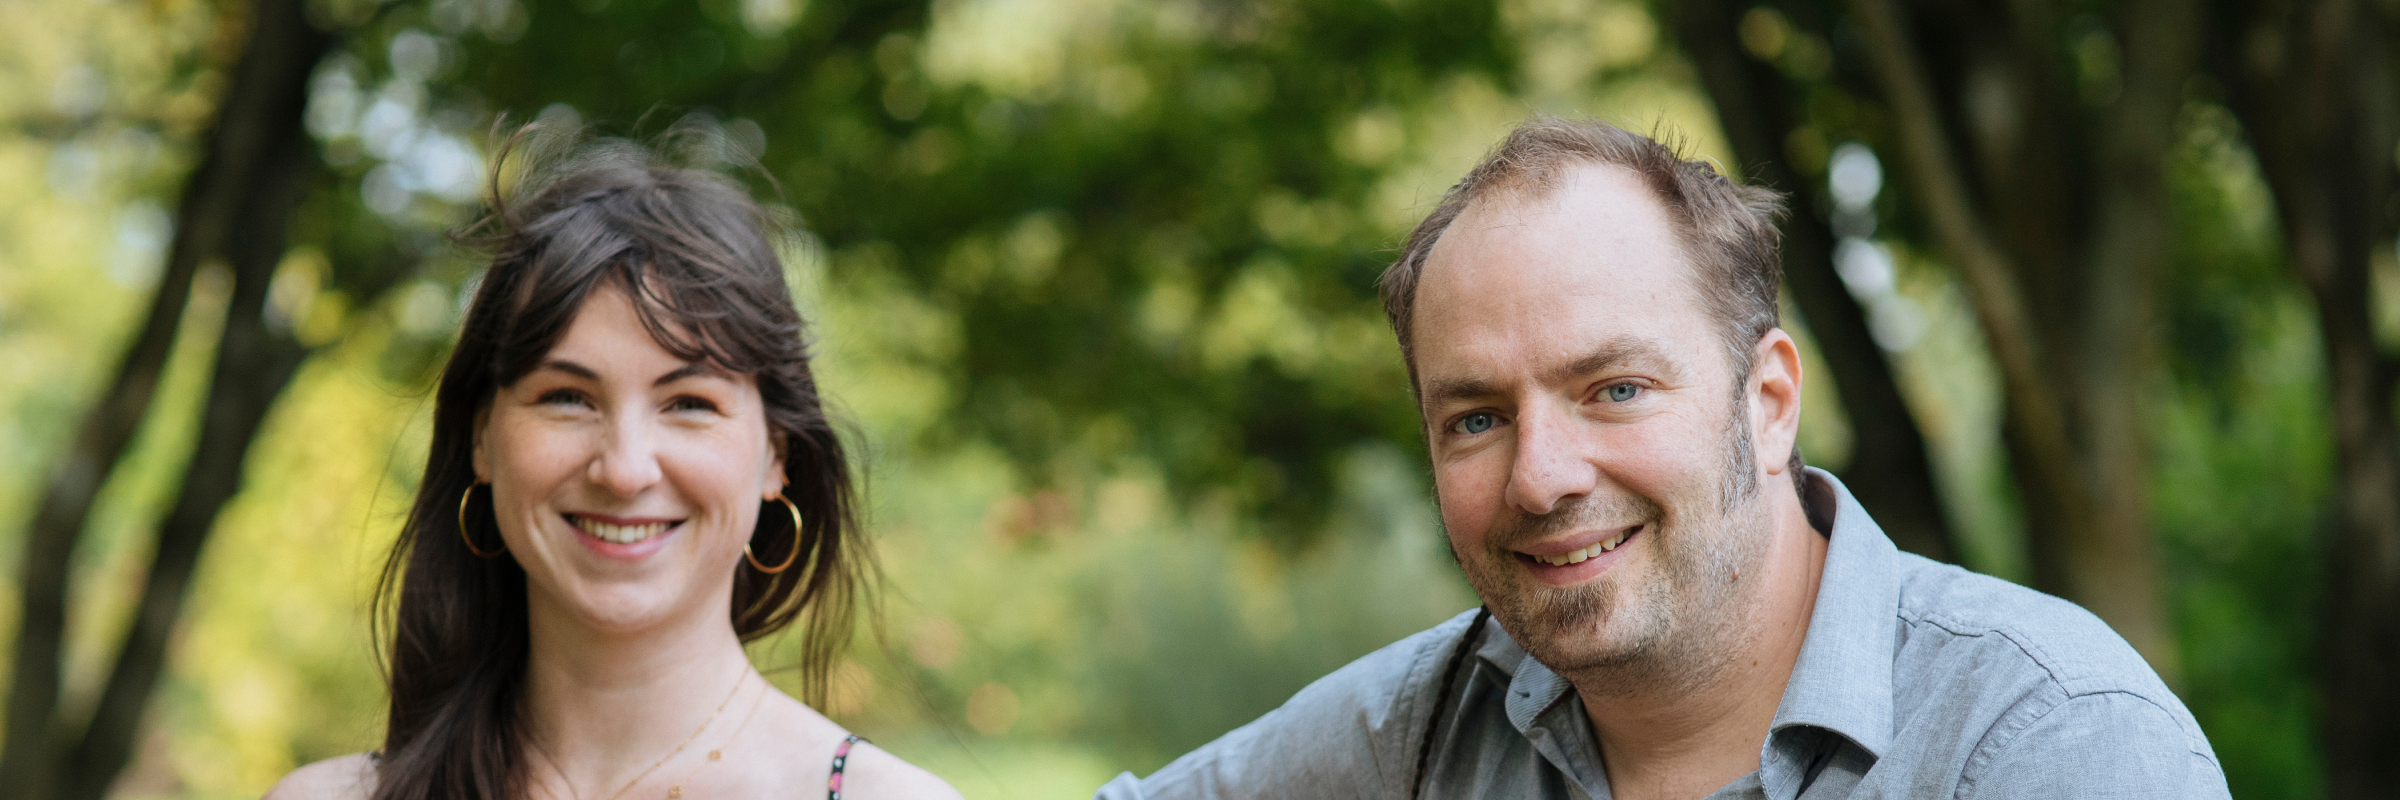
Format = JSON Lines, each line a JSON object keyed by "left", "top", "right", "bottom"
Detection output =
{"left": 1412, "top": 164, "right": 1710, "bottom": 368}
{"left": 1423, "top": 165, "right": 1690, "bottom": 290}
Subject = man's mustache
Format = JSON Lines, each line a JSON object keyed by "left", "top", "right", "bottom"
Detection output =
{"left": 1486, "top": 493, "right": 1663, "bottom": 551}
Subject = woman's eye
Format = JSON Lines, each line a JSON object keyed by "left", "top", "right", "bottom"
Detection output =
{"left": 667, "top": 396, "right": 719, "bottom": 414}
{"left": 536, "top": 389, "right": 590, "bottom": 407}
{"left": 1605, "top": 383, "right": 1641, "bottom": 403}
{"left": 1457, "top": 412, "right": 1497, "bottom": 435}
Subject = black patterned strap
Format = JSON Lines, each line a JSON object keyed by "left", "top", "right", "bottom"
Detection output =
{"left": 826, "top": 734, "right": 863, "bottom": 800}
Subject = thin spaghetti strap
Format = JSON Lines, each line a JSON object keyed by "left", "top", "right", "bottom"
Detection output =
{"left": 827, "top": 734, "right": 864, "bottom": 800}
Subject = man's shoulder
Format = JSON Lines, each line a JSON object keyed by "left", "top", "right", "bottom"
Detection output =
{"left": 1208, "top": 606, "right": 1484, "bottom": 743}
{"left": 1882, "top": 555, "right": 2216, "bottom": 763}
{"left": 1102, "top": 608, "right": 1485, "bottom": 800}
{"left": 1888, "top": 555, "right": 2163, "bottom": 694}
{"left": 1297, "top": 607, "right": 1488, "bottom": 703}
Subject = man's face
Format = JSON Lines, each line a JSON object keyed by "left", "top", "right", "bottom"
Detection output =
{"left": 1412, "top": 164, "right": 1776, "bottom": 688}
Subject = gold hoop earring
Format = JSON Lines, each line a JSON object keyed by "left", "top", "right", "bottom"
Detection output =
{"left": 745, "top": 494, "right": 803, "bottom": 574}
{"left": 458, "top": 484, "right": 506, "bottom": 559}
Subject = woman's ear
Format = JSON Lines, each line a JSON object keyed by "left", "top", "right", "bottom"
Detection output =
{"left": 764, "top": 429, "right": 789, "bottom": 500}
{"left": 471, "top": 405, "right": 493, "bottom": 483}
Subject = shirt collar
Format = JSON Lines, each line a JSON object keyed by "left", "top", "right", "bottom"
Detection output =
{"left": 1477, "top": 623, "right": 1570, "bottom": 733}
{"left": 1768, "top": 467, "right": 1899, "bottom": 761}
{"left": 1476, "top": 468, "right": 1902, "bottom": 761}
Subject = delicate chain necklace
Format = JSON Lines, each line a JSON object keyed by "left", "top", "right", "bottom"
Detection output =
{"left": 592, "top": 665, "right": 754, "bottom": 800}
{"left": 662, "top": 673, "right": 770, "bottom": 798}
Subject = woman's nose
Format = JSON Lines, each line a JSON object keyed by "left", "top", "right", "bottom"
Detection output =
{"left": 587, "top": 414, "right": 663, "bottom": 497}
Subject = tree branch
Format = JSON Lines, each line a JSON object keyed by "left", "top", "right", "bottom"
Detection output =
{"left": 1668, "top": 0, "right": 1958, "bottom": 561}
{"left": 1842, "top": 0, "right": 2086, "bottom": 530}
{"left": 0, "top": 0, "right": 334, "bottom": 795}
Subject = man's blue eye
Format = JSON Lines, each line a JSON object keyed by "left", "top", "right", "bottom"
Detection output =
{"left": 1460, "top": 413, "right": 1496, "bottom": 434}
{"left": 1606, "top": 383, "right": 1640, "bottom": 402}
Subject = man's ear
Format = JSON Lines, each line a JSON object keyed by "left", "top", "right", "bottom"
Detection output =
{"left": 1751, "top": 328, "right": 1804, "bottom": 478}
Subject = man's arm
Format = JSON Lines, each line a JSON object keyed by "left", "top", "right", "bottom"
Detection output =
{"left": 1958, "top": 691, "right": 2229, "bottom": 800}
{"left": 1094, "top": 609, "right": 1483, "bottom": 800}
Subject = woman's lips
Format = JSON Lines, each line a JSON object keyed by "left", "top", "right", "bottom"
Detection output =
{"left": 565, "top": 513, "right": 683, "bottom": 561}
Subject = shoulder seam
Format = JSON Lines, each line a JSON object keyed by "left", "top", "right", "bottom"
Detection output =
{"left": 1952, "top": 676, "right": 2065, "bottom": 799}
{"left": 1896, "top": 607, "right": 2074, "bottom": 690}
{"left": 1956, "top": 690, "right": 2223, "bottom": 800}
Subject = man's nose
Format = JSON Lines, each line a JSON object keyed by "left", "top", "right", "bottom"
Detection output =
{"left": 587, "top": 413, "right": 663, "bottom": 498}
{"left": 1504, "top": 401, "right": 1598, "bottom": 517}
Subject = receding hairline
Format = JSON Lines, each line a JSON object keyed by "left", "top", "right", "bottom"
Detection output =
{"left": 1422, "top": 159, "right": 1686, "bottom": 255}
{"left": 1381, "top": 116, "right": 1789, "bottom": 395}
{"left": 1410, "top": 160, "right": 1718, "bottom": 350}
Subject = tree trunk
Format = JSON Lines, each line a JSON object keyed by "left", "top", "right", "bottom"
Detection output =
{"left": 2059, "top": 0, "right": 2199, "bottom": 681}
{"left": 1844, "top": 0, "right": 2191, "bottom": 676}
{"left": 60, "top": 137, "right": 320, "bottom": 800}
{"left": 1667, "top": 0, "right": 1959, "bottom": 563}
{"left": 2207, "top": 0, "right": 2400, "bottom": 794}
{"left": 0, "top": 0, "right": 333, "bottom": 796}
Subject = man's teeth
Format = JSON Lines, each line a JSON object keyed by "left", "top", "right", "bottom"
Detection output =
{"left": 576, "top": 517, "right": 670, "bottom": 544}
{"left": 1534, "top": 529, "right": 1633, "bottom": 566}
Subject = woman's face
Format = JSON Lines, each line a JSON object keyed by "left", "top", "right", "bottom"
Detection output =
{"left": 473, "top": 284, "right": 784, "bottom": 634}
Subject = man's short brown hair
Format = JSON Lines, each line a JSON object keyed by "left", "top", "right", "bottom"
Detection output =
{"left": 1378, "top": 115, "right": 1804, "bottom": 487}
{"left": 1379, "top": 115, "right": 1788, "bottom": 386}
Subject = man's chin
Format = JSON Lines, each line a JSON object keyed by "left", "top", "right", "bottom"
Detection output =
{"left": 1514, "top": 619, "right": 1658, "bottom": 680}
{"left": 1481, "top": 581, "right": 1650, "bottom": 668}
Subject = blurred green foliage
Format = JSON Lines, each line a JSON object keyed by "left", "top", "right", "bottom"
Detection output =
{"left": 0, "top": 0, "right": 2360, "bottom": 797}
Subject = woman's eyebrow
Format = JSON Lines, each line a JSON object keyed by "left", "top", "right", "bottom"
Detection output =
{"left": 654, "top": 361, "right": 730, "bottom": 386}
{"left": 537, "top": 360, "right": 600, "bottom": 380}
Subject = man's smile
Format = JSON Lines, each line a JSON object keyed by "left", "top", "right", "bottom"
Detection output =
{"left": 1513, "top": 524, "right": 1644, "bottom": 585}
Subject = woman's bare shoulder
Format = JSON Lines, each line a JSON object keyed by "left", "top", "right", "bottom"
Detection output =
{"left": 264, "top": 753, "right": 377, "bottom": 800}
{"left": 840, "top": 742, "right": 963, "bottom": 800}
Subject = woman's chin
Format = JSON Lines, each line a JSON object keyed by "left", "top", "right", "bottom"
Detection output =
{"left": 539, "top": 575, "right": 713, "bottom": 636}
{"left": 566, "top": 595, "right": 694, "bottom": 636}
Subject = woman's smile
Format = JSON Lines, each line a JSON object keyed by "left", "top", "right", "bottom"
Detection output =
{"left": 563, "top": 511, "right": 688, "bottom": 562}
{"left": 565, "top": 512, "right": 684, "bottom": 544}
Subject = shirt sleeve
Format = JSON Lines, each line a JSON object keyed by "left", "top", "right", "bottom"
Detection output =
{"left": 1959, "top": 691, "right": 2229, "bottom": 800}
{"left": 1092, "top": 610, "right": 1481, "bottom": 800}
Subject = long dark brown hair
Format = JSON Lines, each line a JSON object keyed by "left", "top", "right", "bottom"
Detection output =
{"left": 368, "top": 127, "right": 866, "bottom": 800}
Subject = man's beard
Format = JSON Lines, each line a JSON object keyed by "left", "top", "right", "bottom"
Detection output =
{"left": 1451, "top": 391, "right": 1774, "bottom": 697}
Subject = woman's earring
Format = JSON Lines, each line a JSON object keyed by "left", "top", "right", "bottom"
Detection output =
{"left": 458, "top": 483, "right": 506, "bottom": 559}
{"left": 745, "top": 494, "right": 803, "bottom": 574}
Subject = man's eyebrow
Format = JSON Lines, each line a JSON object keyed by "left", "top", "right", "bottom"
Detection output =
{"left": 1418, "top": 337, "right": 1680, "bottom": 408}
{"left": 1546, "top": 337, "right": 1677, "bottom": 385}
{"left": 1420, "top": 376, "right": 1502, "bottom": 409}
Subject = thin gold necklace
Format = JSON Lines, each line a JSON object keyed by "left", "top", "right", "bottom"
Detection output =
{"left": 663, "top": 674, "right": 770, "bottom": 798}
{"left": 592, "top": 665, "right": 753, "bottom": 800}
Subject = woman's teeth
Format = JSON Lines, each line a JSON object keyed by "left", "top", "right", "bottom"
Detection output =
{"left": 573, "top": 516, "right": 671, "bottom": 544}
{"left": 1534, "top": 528, "right": 1634, "bottom": 566}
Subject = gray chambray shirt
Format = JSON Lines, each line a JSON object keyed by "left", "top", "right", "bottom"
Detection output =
{"left": 1094, "top": 469, "right": 2227, "bottom": 799}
